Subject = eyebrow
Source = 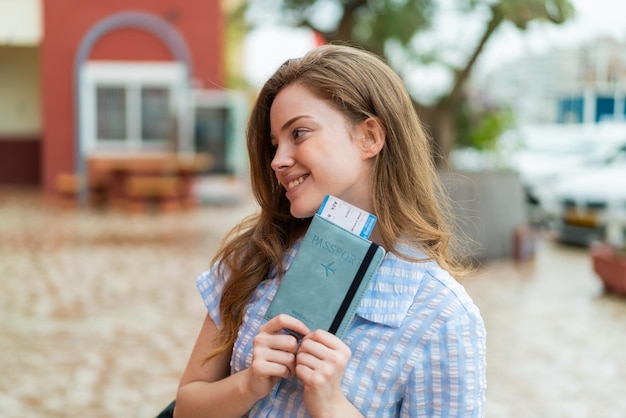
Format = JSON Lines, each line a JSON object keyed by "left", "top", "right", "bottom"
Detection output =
{"left": 281, "top": 115, "right": 312, "bottom": 132}
{"left": 270, "top": 115, "right": 313, "bottom": 142}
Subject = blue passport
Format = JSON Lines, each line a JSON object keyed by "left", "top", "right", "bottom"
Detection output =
{"left": 265, "top": 214, "right": 386, "bottom": 340}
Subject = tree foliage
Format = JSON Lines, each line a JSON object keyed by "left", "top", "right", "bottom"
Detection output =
{"left": 456, "top": 102, "right": 515, "bottom": 151}
{"left": 238, "top": 0, "right": 575, "bottom": 164}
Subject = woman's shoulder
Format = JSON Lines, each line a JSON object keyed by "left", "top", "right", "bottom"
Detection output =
{"left": 195, "top": 261, "right": 230, "bottom": 326}
{"left": 360, "top": 247, "right": 482, "bottom": 327}
{"left": 403, "top": 249, "right": 479, "bottom": 310}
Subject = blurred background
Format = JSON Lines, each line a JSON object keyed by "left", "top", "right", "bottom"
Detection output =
{"left": 1, "top": 0, "right": 625, "bottom": 417}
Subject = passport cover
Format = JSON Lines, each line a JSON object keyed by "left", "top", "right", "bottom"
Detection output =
{"left": 264, "top": 214, "right": 386, "bottom": 340}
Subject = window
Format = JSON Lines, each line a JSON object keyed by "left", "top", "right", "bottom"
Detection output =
{"left": 80, "top": 62, "right": 188, "bottom": 153}
{"left": 96, "top": 86, "right": 126, "bottom": 140}
{"left": 141, "top": 86, "right": 171, "bottom": 142}
{"left": 191, "top": 90, "right": 248, "bottom": 174}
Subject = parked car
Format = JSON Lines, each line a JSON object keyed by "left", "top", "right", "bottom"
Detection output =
{"left": 502, "top": 125, "right": 624, "bottom": 198}
{"left": 449, "top": 124, "right": 626, "bottom": 232}
{"left": 539, "top": 142, "right": 626, "bottom": 246}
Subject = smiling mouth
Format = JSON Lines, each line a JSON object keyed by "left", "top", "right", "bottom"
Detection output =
{"left": 286, "top": 175, "right": 308, "bottom": 191}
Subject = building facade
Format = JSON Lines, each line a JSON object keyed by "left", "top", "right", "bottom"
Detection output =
{"left": 0, "top": 0, "right": 236, "bottom": 192}
{"left": 478, "top": 37, "right": 626, "bottom": 127}
{"left": 0, "top": 0, "right": 42, "bottom": 185}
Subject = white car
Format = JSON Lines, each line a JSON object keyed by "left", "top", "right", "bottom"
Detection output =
{"left": 540, "top": 143, "right": 626, "bottom": 246}
{"left": 450, "top": 124, "right": 626, "bottom": 233}
{"left": 503, "top": 125, "right": 625, "bottom": 202}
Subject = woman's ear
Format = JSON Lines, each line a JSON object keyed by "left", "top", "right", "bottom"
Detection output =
{"left": 359, "top": 117, "right": 385, "bottom": 160}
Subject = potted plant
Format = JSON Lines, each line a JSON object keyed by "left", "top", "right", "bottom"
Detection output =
{"left": 444, "top": 106, "right": 531, "bottom": 261}
{"left": 590, "top": 205, "right": 626, "bottom": 295}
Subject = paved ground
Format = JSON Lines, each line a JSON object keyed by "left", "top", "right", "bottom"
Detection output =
{"left": 1, "top": 187, "right": 625, "bottom": 418}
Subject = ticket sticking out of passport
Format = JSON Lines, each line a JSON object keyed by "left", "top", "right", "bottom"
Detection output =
{"left": 317, "top": 195, "right": 377, "bottom": 239}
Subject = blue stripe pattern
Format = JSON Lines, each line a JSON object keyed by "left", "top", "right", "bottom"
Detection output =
{"left": 197, "top": 242, "right": 486, "bottom": 417}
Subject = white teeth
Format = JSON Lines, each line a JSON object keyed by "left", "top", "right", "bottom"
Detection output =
{"left": 286, "top": 176, "right": 306, "bottom": 190}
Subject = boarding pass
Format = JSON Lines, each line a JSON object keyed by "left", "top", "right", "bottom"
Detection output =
{"left": 317, "top": 195, "right": 377, "bottom": 239}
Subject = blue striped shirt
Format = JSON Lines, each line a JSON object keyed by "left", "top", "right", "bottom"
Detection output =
{"left": 197, "top": 242, "right": 486, "bottom": 417}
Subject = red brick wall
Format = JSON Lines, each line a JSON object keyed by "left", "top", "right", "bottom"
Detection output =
{"left": 40, "top": 0, "right": 224, "bottom": 193}
{"left": 0, "top": 138, "right": 41, "bottom": 185}
{"left": 90, "top": 28, "right": 174, "bottom": 61}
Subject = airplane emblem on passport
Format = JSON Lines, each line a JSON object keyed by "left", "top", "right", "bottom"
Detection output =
{"left": 321, "top": 261, "right": 336, "bottom": 277}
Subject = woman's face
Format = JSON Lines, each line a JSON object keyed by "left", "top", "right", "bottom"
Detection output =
{"left": 269, "top": 83, "right": 374, "bottom": 218}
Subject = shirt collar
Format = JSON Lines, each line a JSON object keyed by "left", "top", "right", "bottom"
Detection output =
{"left": 356, "top": 247, "right": 429, "bottom": 328}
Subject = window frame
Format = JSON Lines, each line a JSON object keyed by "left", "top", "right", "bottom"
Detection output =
{"left": 80, "top": 61, "right": 189, "bottom": 154}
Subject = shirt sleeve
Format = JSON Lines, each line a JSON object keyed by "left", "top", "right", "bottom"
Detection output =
{"left": 196, "top": 261, "right": 229, "bottom": 328}
{"left": 402, "top": 311, "right": 487, "bottom": 418}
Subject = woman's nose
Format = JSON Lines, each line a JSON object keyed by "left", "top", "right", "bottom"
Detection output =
{"left": 270, "top": 142, "right": 294, "bottom": 172}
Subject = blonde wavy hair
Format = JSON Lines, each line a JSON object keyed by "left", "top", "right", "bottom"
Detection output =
{"left": 207, "top": 44, "right": 469, "bottom": 360}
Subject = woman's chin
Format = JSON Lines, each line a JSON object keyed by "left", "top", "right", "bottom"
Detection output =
{"left": 289, "top": 205, "right": 317, "bottom": 219}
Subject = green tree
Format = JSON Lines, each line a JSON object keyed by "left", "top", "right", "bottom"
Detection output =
{"left": 238, "top": 0, "right": 574, "bottom": 166}
{"left": 456, "top": 102, "right": 514, "bottom": 151}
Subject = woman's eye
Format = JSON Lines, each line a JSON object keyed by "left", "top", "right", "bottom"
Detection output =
{"left": 292, "top": 128, "right": 306, "bottom": 140}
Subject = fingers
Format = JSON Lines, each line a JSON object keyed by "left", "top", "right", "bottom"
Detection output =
{"left": 250, "top": 314, "right": 311, "bottom": 380}
{"left": 261, "top": 313, "right": 311, "bottom": 337}
{"left": 295, "top": 330, "right": 351, "bottom": 386}
{"left": 251, "top": 337, "right": 297, "bottom": 377}
{"left": 300, "top": 329, "right": 351, "bottom": 358}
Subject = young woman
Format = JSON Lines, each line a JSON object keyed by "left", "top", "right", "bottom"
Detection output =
{"left": 174, "top": 44, "right": 486, "bottom": 418}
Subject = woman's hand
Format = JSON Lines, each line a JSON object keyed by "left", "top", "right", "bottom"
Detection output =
{"left": 245, "top": 314, "right": 311, "bottom": 400}
{"left": 296, "top": 330, "right": 359, "bottom": 417}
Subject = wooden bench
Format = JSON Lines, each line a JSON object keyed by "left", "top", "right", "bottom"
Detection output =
{"left": 124, "top": 175, "right": 182, "bottom": 213}
{"left": 53, "top": 173, "right": 84, "bottom": 208}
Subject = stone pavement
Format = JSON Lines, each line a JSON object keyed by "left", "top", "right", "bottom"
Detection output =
{"left": 1, "top": 188, "right": 625, "bottom": 418}
{"left": 464, "top": 239, "right": 626, "bottom": 417}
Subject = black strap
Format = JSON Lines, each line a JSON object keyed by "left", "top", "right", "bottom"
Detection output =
{"left": 328, "top": 242, "right": 379, "bottom": 335}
